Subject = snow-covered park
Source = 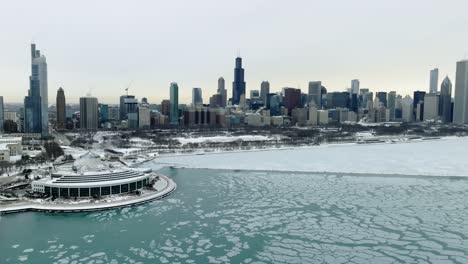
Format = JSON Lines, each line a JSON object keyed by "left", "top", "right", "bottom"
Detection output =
{"left": 153, "top": 136, "right": 468, "bottom": 177}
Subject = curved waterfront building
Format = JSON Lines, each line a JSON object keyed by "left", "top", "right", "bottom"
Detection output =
{"left": 32, "top": 169, "right": 152, "bottom": 198}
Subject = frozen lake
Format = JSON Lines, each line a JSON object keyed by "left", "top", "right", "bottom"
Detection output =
{"left": 1, "top": 168, "right": 467, "bottom": 263}
{"left": 154, "top": 137, "right": 468, "bottom": 177}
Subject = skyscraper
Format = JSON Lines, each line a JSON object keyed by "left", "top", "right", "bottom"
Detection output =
{"left": 387, "top": 91, "right": 396, "bottom": 120}
{"left": 260, "top": 81, "right": 270, "bottom": 105}
{"left": 430, "top": 68, "right": 439, "bottom": 94}
{"left": 440, "top": 76, "right": 453, "bottom": 123}
{"left": 402, "top": 95, "right": 413, "bottom": 122}
{"left": 308, "top": 81, "right": 322, "bottom": 108}
{"left": 56, "top": 87, "right": 66, "bottom": 130}
{"left": 423, "top": 93, "right": 439, "bottom": 121}
{"left": 24, "top": 75, "right": 42, "bottom": 133}
{"left": 453, "top": 60, "right": 468, "bottom": 124}
{"left": 0, "top": 96, "right": 4, "bottom": 132}
{"left": 413, "top": 91, "right": 426, "bottom": 121}
{"left": 170, "top": 82, "right": 179, "bottom": 125}
{"left": 120, "top": 95, "right": 135, "bottom": 120}
{"left": 351, "top": 79, "right": 360, "bottom": 95}
{"left": 232, "top": 57, "right": 246, "bottom": 105}
{"left": 282, "top": 88, "right": 301, "bottom": 115}
{"left": 30, "top": 44, "right": 48, "bottom": 136}
{"left": 79, "top": 96, "right": 98, "bottom": 130}
{"left": 217, "top": 77, "right": 227, "bottom": 107}
{"left": 161, "top": 100, "right": 170, "bottom": 116}
{"left": 376, "top": 92, "right": 388, "bottom": 108}
{"left": 99, "top": 104, "right": 109, "bottom": 125}
{"left": 192, "top": 88, "right": 203, "bottom": 107}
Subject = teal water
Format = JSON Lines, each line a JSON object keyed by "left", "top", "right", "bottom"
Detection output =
{"left": 1, "top": 168, "right": 468, "bottom": 263}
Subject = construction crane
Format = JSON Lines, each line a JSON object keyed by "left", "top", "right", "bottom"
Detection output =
{"left": 125, "top": 80, "right": 133, "bottom": 96}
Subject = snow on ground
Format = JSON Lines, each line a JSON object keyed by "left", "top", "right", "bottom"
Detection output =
{"left": 154, "top": 137, "right": 468, "bottom": 177}
{"left": 175, "top": 135, "right": 276, "bottom": 145}
{"left": 61, "top": 146, "right": 91, "bottom": 159}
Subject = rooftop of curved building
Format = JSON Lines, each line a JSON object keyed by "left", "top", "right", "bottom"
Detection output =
{"left": 35, "top": 169, "right": 152, "bottom": 188}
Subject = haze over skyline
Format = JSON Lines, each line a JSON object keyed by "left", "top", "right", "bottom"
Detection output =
{"left": 2, "top": 0, "right": 468, "bottom": 104}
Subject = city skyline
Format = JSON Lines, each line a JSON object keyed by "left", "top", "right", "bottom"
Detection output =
{"left": 2, "top": 0, "right": 468, "bottom": 104}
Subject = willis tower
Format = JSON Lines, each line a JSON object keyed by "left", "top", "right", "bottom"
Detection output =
{"left": 232, "top": 57, "right": 246, "bottom": 105}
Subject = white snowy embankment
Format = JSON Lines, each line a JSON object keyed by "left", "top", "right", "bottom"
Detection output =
{"left": 154, "top": 137, "right": 468, "bottom": 177}
{"left": 175, "top": 135, "right": 276, "bottom": 145}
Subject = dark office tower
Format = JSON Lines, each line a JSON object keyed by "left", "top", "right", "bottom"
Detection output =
{"left": 282, "top": 88, "right": 301, "bottom": 115}
{"left": 350, "top": 94, "right": 358, "bottom": 112}
{"left": 120, "top": 95, "right": 135, "bottom": 120}
{"left": 413, "top": 91, "right": 426, "bottom": 120}
{"left": 232, "top": 57, "right": 246, "bottom": 105}
{"left": 99, "top": 104, "right": 109, "bottom": 124}
{"left": 308, "top": 81, "right": 322, "bottom": 108}
{"left": 376, "top": 92, "right": 387, "bottom": 107}
{"left": 260, "top": 81, "right": 270, "bottom": 105}
{"left": 440, "top": 76, "right": 453, "bottom": 123}
{"left": 56, "top": 87, "right": 66, "bottom": 130}
{"left": 192, "top": 88, "right": 203, "bottom": 107}
{"left": 327, "top": 92, "right": 350, "bottom": 109}
{"left": 24, "top": 78, "right": 42, "bottom": 133}
{"left": 161, "top": 100, "right": 170, "bottom": 116}
{"left": 217, "top": 77, "right": 227, "bottom": 107}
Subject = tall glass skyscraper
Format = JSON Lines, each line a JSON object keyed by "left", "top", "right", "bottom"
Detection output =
{"left": 30, "top": 44, "right": 49, "bottom": 136}
{"left": 440, "top": 76, "right": 453, "bottom": 123}
{"left": 192, "top": 88, "right": 203, "bottom": 107}
{"left": 232, "top": 57, "right": 246, "bottom": 105}
{"left": 453, "top": 60, "right": 468, "bottom": 124}
{"left": 170, "top": 82, "right": 179, "bottom": 125}
{"left": 24, "top": 77, "right": 42, "bottom": 133}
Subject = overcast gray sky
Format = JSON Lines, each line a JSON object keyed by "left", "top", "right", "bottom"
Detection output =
{"left": 1, "top": 0, "right": 468, "bottom": 104}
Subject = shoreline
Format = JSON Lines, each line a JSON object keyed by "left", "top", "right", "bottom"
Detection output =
{"left": 0, "top": 174, "right": 176, "bottom": 215}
